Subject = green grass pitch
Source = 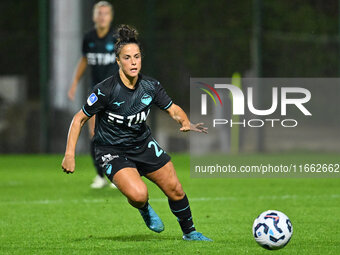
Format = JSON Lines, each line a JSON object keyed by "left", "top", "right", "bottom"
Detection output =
{"left": 1, "top": 153, "right": 340, "bottom": 254}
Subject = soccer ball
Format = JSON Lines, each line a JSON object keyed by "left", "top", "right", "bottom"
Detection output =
{"left": 252, "top": 210, "right": 293, "bottom": 250}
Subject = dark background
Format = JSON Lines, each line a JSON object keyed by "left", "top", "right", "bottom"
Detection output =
{"left": 0, "top": 0, "right": 339, "bottom": 153}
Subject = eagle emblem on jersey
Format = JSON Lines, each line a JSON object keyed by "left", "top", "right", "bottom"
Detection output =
{"left": 141, "top": 93, "right": 152, "bottom": 105}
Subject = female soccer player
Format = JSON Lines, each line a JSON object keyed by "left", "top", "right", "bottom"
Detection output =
{"left": 68, "top": 1, "right": 118, "bottom": 188}
{"left": 61, "top": 25, "right": 211, "bottom": 241}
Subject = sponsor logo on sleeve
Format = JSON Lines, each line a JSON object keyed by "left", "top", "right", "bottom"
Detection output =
{"left": 87, "top": 93, "right": 98, "bottom": 106}
{"left": 97, "top": 88, "right": 106, "bottom": 96}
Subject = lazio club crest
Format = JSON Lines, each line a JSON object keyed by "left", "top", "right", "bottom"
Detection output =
{"left": 106, "top": 42, "right": 114, "bottom": 51}
{"left": 141, "top": 94, "right": 152, "bottom": 105}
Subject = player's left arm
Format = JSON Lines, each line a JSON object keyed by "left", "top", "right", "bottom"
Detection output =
{"left": 166, "top": 104, "right": 208, "bottom": 134}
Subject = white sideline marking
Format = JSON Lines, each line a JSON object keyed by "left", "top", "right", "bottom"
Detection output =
{"left": 0, "top": 194, "right": 339, "bottom": 206}
{"left": 0, "top": 198, "right": 107, "bottom": 206}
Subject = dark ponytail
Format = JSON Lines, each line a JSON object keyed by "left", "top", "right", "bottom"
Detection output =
{"left": 115, "top": 24, "right": 141, "bottom": 56}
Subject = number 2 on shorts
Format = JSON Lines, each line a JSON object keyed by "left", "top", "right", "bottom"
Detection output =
{"left": 148, "top": 140, "right": 163, "bottom": 157}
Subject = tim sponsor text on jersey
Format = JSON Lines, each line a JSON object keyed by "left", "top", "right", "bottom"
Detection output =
{"left": 87, "top": 53, "right": 116, "bottom": 65}
{"left": 107, "top": 109, "right": 151, "bottom": 127}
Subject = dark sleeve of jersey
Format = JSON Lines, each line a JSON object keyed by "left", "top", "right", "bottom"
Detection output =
{"left": 82, "top": 35, "right": 89, "bottom": 56}
{"left": 82, "top": 83, "right": 109, "bottom": 117}
{"left": 153, "top": 82, "right": 173, "bottom": 110}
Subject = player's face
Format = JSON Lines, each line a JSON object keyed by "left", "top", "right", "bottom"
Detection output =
{"left": 118, "top": 44, "right": 142, "bottom": 78}
{"left": 93, "top": 6, "right": 112, "bottom": 29}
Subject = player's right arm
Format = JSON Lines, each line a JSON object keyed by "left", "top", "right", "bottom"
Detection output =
{"left": 62, "top": 82, "right": 109, "bottom": 173}
{"left": 68, "top": 56, "right": 88, "bottom": 101}
{"left": 61, "top": 110, "right": 90, "bottom": 173}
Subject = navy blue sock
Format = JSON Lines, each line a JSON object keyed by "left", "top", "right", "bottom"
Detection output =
{"left": 90, "top": 141, "right": 103, "bottom": 177}
{"left": 168, "top": 194, "right": 196, "bottom": 234}
{"left": 139, "top": 201, "right": 149, "bottom": 212}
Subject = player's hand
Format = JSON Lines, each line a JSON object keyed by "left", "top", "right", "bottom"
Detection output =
{"left": 61, "top": 155, "right": 75, "bottom": 174}
{"left": 67, "top": 86, "right": 76, "bottom": 101}
{"left": 180, "top": 122, "right": 208, "bottom": 134}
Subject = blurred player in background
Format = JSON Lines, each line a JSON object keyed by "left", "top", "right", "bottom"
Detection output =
{"left": 61, "top": 25, "right": 212, "bottom": 241}
{"left": 68, "top": 1, "right": 118, "bottom": 189}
